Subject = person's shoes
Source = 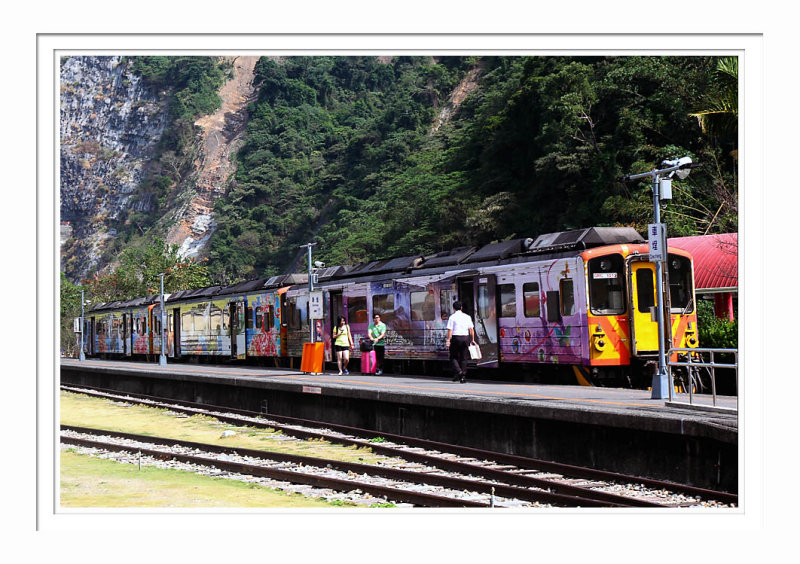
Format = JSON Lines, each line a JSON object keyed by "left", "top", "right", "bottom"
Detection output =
{"left": 344, "top": 370, "right": 349, "bottom": 375}
{"left": 376, "top": 370, "right": 382, "bottom": 375}
{"left": 460, "top": 376, "right": 467, "bottom": 384}
{"left": 338, "top": 370, "right": 343, "bottom": 375}
{"left": 451, "top": 373, "right": 461, "bottom": 382}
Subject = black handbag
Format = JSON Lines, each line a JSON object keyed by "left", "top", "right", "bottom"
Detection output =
{"left": 360, "top": 340, "right": 374, "bottom": 352}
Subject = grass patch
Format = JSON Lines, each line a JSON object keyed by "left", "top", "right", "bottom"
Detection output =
{"left": 60, "top": 391, "right": 387, "bottom": 464}
{"left": 59, "top": 391, "right": 403, "bottom": 508}
{"left": 60, "top": 449, "right": 349, "bottom": 508}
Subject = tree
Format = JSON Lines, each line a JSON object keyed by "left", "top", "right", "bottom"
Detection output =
{"left": 60, "top": 273, "right": 83, "bottom": 357}
{"left": 83, "top": 239, "right": 211, "bottom": 302}
{"left": 689, "top": 57, "right": 738, "bottom": 144}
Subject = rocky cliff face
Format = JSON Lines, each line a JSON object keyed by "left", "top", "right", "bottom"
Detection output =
{"left": 60, "top": 56, "right": 169, "bottom": 279}
{"left": 165, "top": 56, "right": 260, "bottom": 259}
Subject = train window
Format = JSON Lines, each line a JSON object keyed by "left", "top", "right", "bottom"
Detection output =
{"left": 194, "top": 310, "right": 206, "bottom": 333}
{"left": 372, "top": 294, "right": 396, "bottom": 324}
{"left": 266, "top": 305, "right": 274, "bottom": 331}
{"left": 477, "top": 285, "right": 490, "bottom": 319}
{"left": 247, "top": 307, "right": 254, "bottom": 329}
{"left": 238, "top": 303, "right": 246, "bottom": 330}
{"left": 440, "top": 289, "right": 454, "bottom": 319}
{"left": 348, "top": 296, "right": 368, "bottom": 324}
{"left": 210, "top": 304, "right": 222, "bottom": 334}
{"left": 288, "top": 301, "right": 301, "bottom": 330}
{"left": 255, "top": 306, "right": 263, "bottom": 329}
{"left": 182, "top": 312, "right": 192, "bottom": 332}
{"left": 636, "top": 269, "right": 655, "bottom": 313}
{"left": 588, "top": 255, "right": 626, "bottom": 315}
{"left": 498, "top": 284, "right": 516, "bottom": 318}
{"left": 546, "top": 291, "right": 561, "bottom": 322}
{"left": 410, "top": 291, "right": 435, "bottom": 321}
{"left": 668, "top": 255, "right": 695, "bottom": 313}
{"left": 560, "top": 279, "right": 575, "bottom": 316}
{"left": 523, "top": 283, "right": 540, "bottom": 317}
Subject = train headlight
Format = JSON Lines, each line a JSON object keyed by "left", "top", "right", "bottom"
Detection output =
{"left": 593, "top": 338, "right": 607, "bottom": 352}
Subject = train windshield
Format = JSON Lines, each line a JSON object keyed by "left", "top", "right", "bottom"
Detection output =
{"left": 588, "top": 254, "right": 626, "bottom": 315}
{"left": 668, "top": 254, "right": 694, "bottom": 313}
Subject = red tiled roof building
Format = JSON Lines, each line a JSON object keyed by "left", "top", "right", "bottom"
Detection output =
{"left": 668, "top": 233, "right": 738, "bottom": 321}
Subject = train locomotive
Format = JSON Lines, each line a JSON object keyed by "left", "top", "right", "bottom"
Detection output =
{"left": 78, "top": 226, "right": 698, "bottom": 387}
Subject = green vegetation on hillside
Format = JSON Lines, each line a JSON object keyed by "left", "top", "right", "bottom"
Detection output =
{"left": 207, "top": 55, "right": 736, "bottom": 282}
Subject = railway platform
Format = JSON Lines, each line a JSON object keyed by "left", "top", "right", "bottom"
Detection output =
{"left": 59, "top": 358, "right": 738, "bottom": 492}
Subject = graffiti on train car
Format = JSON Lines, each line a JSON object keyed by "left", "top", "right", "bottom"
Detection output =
{"left": 247, "top": 292, "right": 281, "bottom": 356}
{"left": 180, "top": 299, "right": 231, "bottom": 355}
{"left": 94, "top": 313, "right": 126, "bottom": 354}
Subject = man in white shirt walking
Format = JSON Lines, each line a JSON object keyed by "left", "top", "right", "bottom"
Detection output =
{"left": 445, "top": 301, "right": 477, "bottom": 383}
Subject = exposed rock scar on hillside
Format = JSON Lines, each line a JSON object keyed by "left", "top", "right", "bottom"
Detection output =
{"left": 431, "top": 64, "right": 483, "bottom": 134}
{"left": 167, "top": 56, "right": 260, "bottom": 257}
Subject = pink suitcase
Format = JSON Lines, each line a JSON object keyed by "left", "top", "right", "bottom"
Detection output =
{"left": 361, "top": 350, "right": 377, "bottom": 374}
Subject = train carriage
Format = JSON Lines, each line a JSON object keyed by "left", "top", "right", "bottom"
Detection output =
{"left": 305, "top": 226, "right": 698, "bottom": 386}
{"left": 78, "top": 226, "right": 698, "bottom": 387}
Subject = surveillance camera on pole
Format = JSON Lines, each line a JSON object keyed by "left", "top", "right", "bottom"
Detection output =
{"left": 620, "top": 156, "right": 699, "bottom": 400}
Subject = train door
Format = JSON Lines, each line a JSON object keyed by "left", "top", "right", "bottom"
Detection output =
{"left": 172, "top": 307, "right": 181, "bottom": 358}
{"left": 457, "top": 278, "right": 474, "bottom": 317}
{"left": 457, "top": 274, "right": 499, "bottom": 367}
{"left": 330, "top": 290, "right": 343, "bottom": 358}
{"left": 629, "top": 261, "right": 660, "bottom": 354}
{"left": 279, "top": 289, "right": 290, "bottom": 357}
{"left": 86, "top": 317, "right": 95, "bottom": 356}
{"left": 330, "top": 290, "right": 344, "bottom": 327}
{"left": 147, "top": 305, "right": 155, "bottom": 355}
{"left": 123, "top": 313, "right": 131, "bottom": 356}
{"left": 230, "top": 299, "right": 247, "bottom": 359}
{"left": 166, "top": 309, "right": 174, "bottom": 358}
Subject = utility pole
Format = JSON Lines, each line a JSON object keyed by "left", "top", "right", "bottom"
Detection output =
{"left": 299, "top": 242, "right": 317, "bottom": 342}
{"left": 158, "top": 273, "right": 167, "bottom": 366}
{"left": 79, "top": 288, "right": 85, "bottom": 361}
{"left": 621, "top": 157, "right": 699, "bottom": 399}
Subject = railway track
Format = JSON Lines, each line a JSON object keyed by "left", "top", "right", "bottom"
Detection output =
{"left": 63, "top": 426, "right": 625, "bottom": 507}
{"left": 60, "top": 384, "right": 737, "bottom": 508}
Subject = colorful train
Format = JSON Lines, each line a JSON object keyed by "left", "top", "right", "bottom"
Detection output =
{"left": 77, "top": 227, "right": 699, "bottom": 387}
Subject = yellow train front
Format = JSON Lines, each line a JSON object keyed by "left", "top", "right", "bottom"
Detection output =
{"left": 579, "top": 243, "right": 698, "bottom": 387}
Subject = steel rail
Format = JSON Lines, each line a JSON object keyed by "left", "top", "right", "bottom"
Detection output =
{"left": 60, "top": 425, "right": 626, "bottom": 508}
{"left": 61, "top": 429, "right": 485, "bottom": 508}
{"left": 62, "top": 384, "right": 733, "bottom": 505}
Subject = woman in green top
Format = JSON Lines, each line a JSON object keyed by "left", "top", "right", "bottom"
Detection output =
{"left": 369, "top": 313, "right": 387, "bottom": 375}
{"left": 332, "top": 316, "right": 354, "bottom": 375}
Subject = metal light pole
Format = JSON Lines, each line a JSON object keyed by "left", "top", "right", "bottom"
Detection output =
{"left": 622, "top": 157, "right": 698, "bottom": 399}
{"left": 158, "top": 273, "right": 167, "bottom": 366}
{"left": 299, "top": 242, "right": 317, "bottom": 342}
{"left": 79, "top": 288, "right": 86, "bottom": 361}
